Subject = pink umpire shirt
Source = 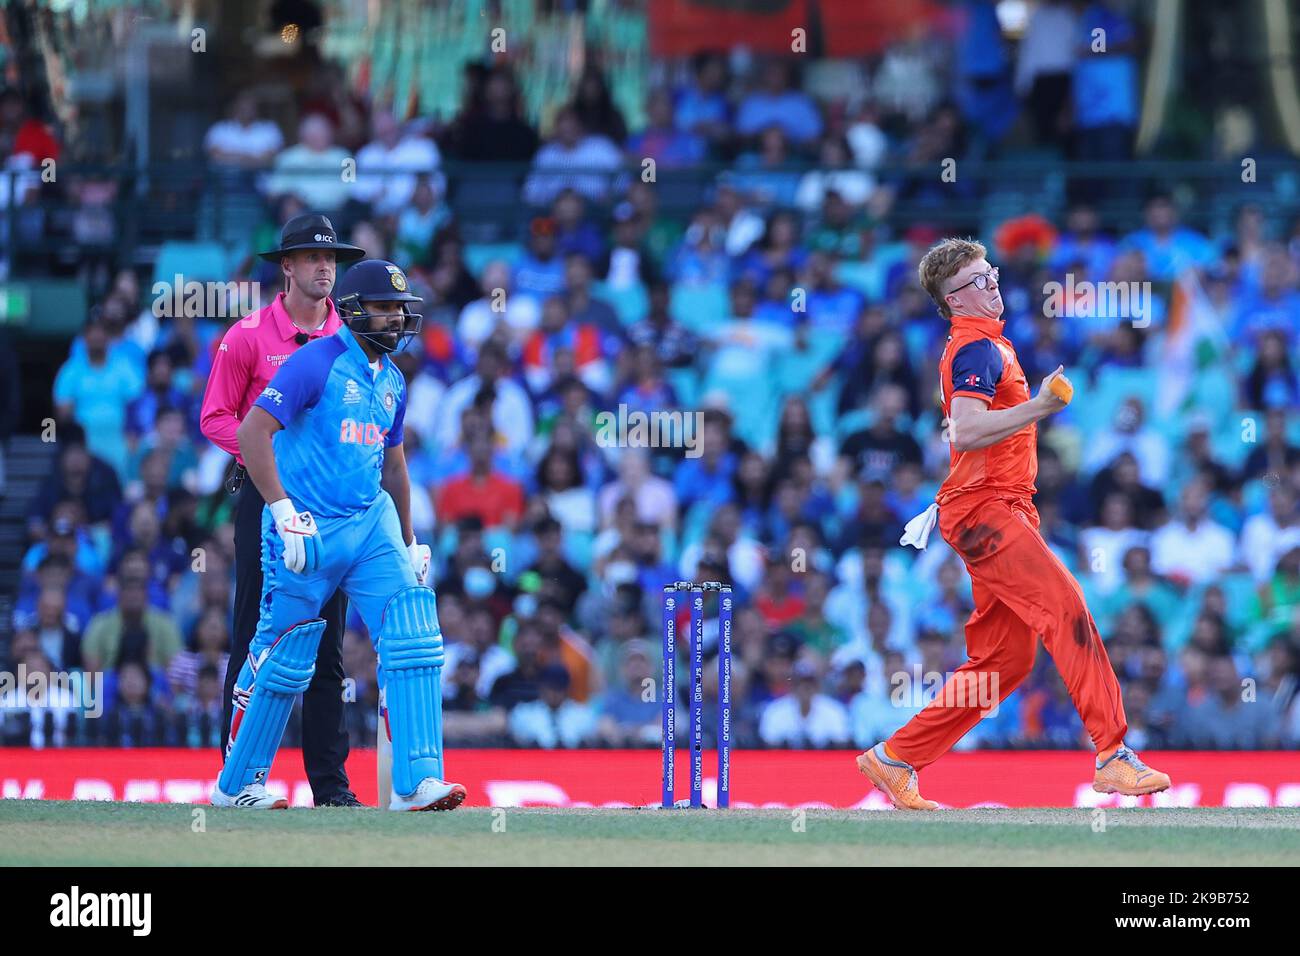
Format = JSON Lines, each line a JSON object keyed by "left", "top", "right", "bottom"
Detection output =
{"left": 200, "top": 291, "right": 343, "bottom": 464}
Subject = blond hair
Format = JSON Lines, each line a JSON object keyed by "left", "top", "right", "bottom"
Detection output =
{"left": 917, "top": 238, "right": 987, "bottom": 320}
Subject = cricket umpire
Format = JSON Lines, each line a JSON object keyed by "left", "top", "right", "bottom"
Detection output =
{"left": 200, "top": 213, "right": 367, "bottom": 806}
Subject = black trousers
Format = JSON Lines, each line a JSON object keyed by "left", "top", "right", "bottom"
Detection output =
{"left": 221, "top": 473, "right": 351, "bottom": 803}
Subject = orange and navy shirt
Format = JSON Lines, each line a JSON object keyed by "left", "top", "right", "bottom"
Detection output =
{"left": 935, "top": 314, "right": 1037, "bottom": 504}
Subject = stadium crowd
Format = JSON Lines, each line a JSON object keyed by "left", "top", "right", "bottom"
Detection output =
{"left": 5, "top": 4, "right": 1300, "bottom": 753}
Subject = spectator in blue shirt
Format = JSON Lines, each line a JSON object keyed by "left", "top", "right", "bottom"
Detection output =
{"left": 616, "top": 344, "right": 678, "bottom": 416}
{"left": 954, "top": 0, "right": 1017, "bottom": 147}
{"left": 624, "top": 521, "right": 676, "bottom": 598}
{"left": 596, "top": 640, "right": 662, "bottom": 746}
{"left": 802, "top": 251, "right": 865, "bottom": 337}
{"left": 1050, "top": 203, "right": 1117, "bottom": 278}
{"left": 735, "top": 59, "right": 823, "bottom": 147}
{"left": 126, "top": 407, "right": 200, "bottom": 490}
{"left": 1233, "top": 247, "right": 1300, "bottom": 347}
{"left": 666, "top": 209, "right": 730, "bottom": 285}
{"left": 22, "top": 500, "right": 106, "bottom": 581}
{"left": 675, "top": 50, "right": 731, "bottom": 153}
{"left": 154, "top": 308, "right": 221, "bottom": 393}
{"left": 1073, "top": 0, "right": 1140, "bottom": 160}
{"left": 53, "top": 317, "right": 144, "bottom": 476}
{"left": 885, "top": 460, "right": 931, "bottom": 522}
{"left": 1120, "top": 195, "right": 1217, "bottom": 281}
{"left": 732, "top": 210, "right": 808, "bottom": 289}
{"left": 627, "top": 280, "right": 699, "bottom": 368}
{"left": 110, "top": 449, "right": 172, "bottom": 543}
{"left": 1245, "top": 330, "right": 1300, "bottom": 410}
{"left": 1177, "top": 654, "right": 1283, "bottom": 748}
{"left": 513, "top": 216, "right": 568, "bottom": 302}
{"left": 14, "top": 552, "right": 98, "bottom": 636}
{"left": 126, "top": 349, "right": 192, "bottom": 440}
{"left": 66, "top": 294, "right": 148, "bottom": 375}
{"left": 628, "top": 88, "right": 706, "bottom": 168}
{"left": 564, "top": 252, "right": 626, "bottom": 351}
{"left": 673, "top": 410, "right": 738, "bottom": 513}
{"left": 730, "top": 126, "right": 803, "bottom": 207}
{"left": 114, "top": 506, "right": 188, "bottom": 603}
{"left": 30, "top": 432, "right": 122, "bottom": 539}
{"left": 92, "top": 660, "right": 172, "bottom": 747}
{"left": 552, "top": 189, "right": 606, "bottom": 264}
{"left": 754, "top": 267, "right": 797, "bottom": 327}
{"left": 20, "top": 586, "right": 83, "bottom": 671}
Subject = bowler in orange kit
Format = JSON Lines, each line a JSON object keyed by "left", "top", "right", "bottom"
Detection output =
{"left": 855, "top": 238, "right": 1171, "bottom": 809}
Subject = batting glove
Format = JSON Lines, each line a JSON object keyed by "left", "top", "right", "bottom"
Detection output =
{"left": 269, "top": 497, "right": 324, "bottom": 574}
{"left": 407, "top": 538, "right": 432, "bottom": 586}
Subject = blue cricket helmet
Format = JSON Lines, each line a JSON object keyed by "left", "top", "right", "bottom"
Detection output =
{"left": 333, "top": 259, "right": 424, "bottom": 354}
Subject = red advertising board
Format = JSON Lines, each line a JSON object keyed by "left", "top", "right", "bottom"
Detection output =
{"left": 647, "top": 0, "right": 939, "bottom": 59}
{"left": 3, "top": 749, "right": 1300, "bottom": 809}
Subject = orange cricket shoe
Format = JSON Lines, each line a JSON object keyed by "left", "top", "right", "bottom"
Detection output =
{"left": 1093, "top": 745, "right": 1171, "bottom": 796}
{"left": 856, "top": 743, "right": 939, "bottom": 810}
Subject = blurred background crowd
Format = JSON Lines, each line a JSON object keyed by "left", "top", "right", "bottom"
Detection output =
{"left": 2, "top": 0, "right": 1300, "bottom": 752}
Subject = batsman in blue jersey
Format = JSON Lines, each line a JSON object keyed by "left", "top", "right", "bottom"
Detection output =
{"left": 212, "top": 259, "right": 466, "bottom": 811}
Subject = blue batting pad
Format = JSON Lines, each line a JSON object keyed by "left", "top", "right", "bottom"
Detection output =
{"left": 376, "top": 586, "right": 445, "bottom": 796}
{"left": 217, "top": 618, "right": 326, "bottom": 795}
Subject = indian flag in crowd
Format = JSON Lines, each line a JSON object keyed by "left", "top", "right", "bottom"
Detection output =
{"left": 1155, "top": 269, "right": 1231, "bottom": 419}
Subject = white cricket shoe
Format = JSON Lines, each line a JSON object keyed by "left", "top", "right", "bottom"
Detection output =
{"left": 389, "top": 776, "right": 467, "bottom": 812}
{"left": 210, "top": 782, "right": 289, "bottom": 809}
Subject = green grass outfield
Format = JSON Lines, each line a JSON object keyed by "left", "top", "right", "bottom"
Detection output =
{"left": 3, "top": 801, "right": 1298, "bottom": 865}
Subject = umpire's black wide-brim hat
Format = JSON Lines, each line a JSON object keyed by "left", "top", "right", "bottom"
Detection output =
{"left": 257, "top": 213, "right": 366, "bottom": 262}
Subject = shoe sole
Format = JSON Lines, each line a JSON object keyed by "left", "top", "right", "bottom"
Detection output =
{"left": 1093, "top": 779, "right": 1171, "bottom": 796}
{"left": 211, "top": 799, "right": 289, "bottom": 810}
{"left": 405, "top": 784, "right": 468, "bottom": 812}
{"left": 855, "top": 752, "right": 936, "bottom": 811}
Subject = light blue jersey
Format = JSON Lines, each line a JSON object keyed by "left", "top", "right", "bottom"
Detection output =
{"left": 218, "top": 262, "right": 458, "bottom": 807}
{"left": 221, "top": 325, "right": 428, "bottom": 797}
{"left": 253, "top": 326, "right": 407, "bottom": 518}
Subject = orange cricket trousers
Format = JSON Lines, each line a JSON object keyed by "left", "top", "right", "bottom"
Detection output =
{"left": 887, "top": 493, "right": 1127, "bottom": 770}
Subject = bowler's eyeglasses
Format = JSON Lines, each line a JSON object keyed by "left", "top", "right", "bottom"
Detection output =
{"left": 947, "top": 266, "right": 999, "bottom": 296}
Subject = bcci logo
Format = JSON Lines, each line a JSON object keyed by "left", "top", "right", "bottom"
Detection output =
{"left": 383, "top": 391, "right": 395, "bottom": 410}
{"left": 385, "top": 264, "right": 408, "bottom": 292}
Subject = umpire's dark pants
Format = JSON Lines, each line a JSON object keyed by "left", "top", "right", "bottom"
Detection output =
{"left": 221, "top": 472, "right": 351, "bottom": 803}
